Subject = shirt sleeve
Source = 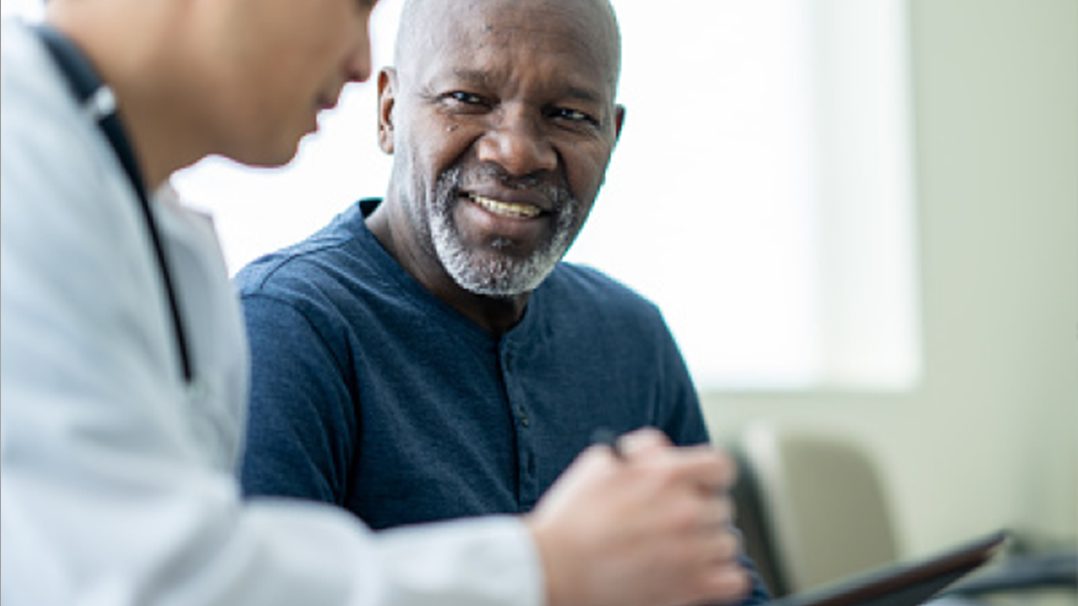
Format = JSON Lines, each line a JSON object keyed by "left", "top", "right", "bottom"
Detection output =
{"left": 0, "top": 217, "right": 543, "bottom": 604}
{"left": 649, "top": 306, "right": 712, "bottom": 446}
{"left": 0, "top": 43, "right": 544, "bottom": 605}
{"left": 238, "top": 292, "right": 359, "bottom": 506}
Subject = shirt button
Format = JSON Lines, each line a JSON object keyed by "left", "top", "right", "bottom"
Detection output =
{"left": 518, "top": 407, "right": 530, "bottom": 427}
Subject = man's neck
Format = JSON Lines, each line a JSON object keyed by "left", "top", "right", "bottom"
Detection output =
{"left": 365, "top": 199, "right": 531, "bottom": 336}
{"left": 47, "top": 0, "right": 212, "bottom": 192}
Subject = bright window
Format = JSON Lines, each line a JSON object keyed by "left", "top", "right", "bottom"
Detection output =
{"left": 565, "top": 0, "right": 921, "bottom": 390}
{"left": 5, "top": 0, "right": 920, "bottom": 391}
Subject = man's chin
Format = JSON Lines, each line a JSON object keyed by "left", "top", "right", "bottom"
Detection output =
{"left": 430, "top": 203, "right": 568, "bottom": 297}
{"left": 442, "top": 250, "right": 553, "bottom": 298}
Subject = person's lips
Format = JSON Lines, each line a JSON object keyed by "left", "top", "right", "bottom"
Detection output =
{"left": 453, "top": 186, "right": 555, "bottom": 245}
{"left": 465, "top": 192, "right": 542, "bottom": 219}
{"left": 315, "top": 93, "right": 338, "bottom": 111}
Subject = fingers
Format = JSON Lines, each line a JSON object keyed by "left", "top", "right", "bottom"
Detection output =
{"left": 699, "top": 525, "right": 742, "bottom": 563}
{"left": 616, "top": 428, "right": 739, "bottom": 492}
{"left": 607, "top": 429, "right": 722, "bottom": 485}
{"left": 645, "top": 446, "right": 738, "bottom": 495}
{"left": 573, "top": 427, "right": 668, "bottom": 468}
{"left": 699, "top": 495, "right": 736, "bottom": 532}
{"left": 697, "top": 564, "right": 752, "bottom": 604}
{"left": 618, "top": 427, "right": 672, "bottom": 456}
{"left": 686, "top": 528, "right": 750, "bottom": 605}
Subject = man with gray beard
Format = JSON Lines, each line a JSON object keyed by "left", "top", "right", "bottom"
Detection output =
{"left": 236, "top": 1, "right": 768, "bottom": 603}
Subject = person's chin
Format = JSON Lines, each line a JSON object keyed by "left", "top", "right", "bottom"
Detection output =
{"left": 241, "top": 145, "right": 298, "bottom": 168}
{"left": 247, "top": 128, "right": 308, "bottom": 168}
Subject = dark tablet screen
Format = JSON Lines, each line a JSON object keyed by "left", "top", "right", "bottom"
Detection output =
{"left": 768, "top": 530, "right": 1007, "bottom": 606}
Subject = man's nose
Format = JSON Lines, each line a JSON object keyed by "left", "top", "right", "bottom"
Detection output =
{"left": 476, "top": 107, "right": 557, "bottom": 177}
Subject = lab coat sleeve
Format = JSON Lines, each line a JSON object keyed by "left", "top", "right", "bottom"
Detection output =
{"left": 0, "top": 30, "right": 543, "bottom": 606}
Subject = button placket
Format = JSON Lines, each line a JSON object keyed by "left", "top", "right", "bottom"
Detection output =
{"left": 501, "top": 342, "right": 539, "bottom": 508}
{"left": 502, "top": 347, "right": 529, "bottom": 428}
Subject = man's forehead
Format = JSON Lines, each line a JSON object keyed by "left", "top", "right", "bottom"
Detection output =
{"left": 397, "top": 0, "right": 620, "bottom": 86}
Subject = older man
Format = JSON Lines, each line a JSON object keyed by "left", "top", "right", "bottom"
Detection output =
{"left": 237, "top": 0, "right": 768, "bottom": 603}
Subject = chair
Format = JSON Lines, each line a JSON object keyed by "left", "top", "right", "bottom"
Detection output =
{"left": 730, "top": 422, "right": 900, "bottom": 597}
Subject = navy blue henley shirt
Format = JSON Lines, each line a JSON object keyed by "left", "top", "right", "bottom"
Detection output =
{"left": 236, "top": 199, "right": 768, "bottom": 603}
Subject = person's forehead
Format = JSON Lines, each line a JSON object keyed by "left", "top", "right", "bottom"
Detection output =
{"left": 416, "top": 1, "right": 616, "bottom": 86}
{"left": 405, "top": 0, "right": 618, "bottom": 86}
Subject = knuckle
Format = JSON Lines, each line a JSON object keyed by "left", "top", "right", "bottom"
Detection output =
{"left": 620, "top": 427, "right": 671, "bottom": 455}
{"left": 649, "top": 461, "right": 683, "bottom": 491}
{"left": 715, "top": 495, "right": 735, "bottom": 524}
{"left": 718, "top": 530, "right": 741, "bottom": 560}
{"left": 667, "top": 498, "right": 701, "bottom": 534}
{"left": 723, "top": 456, "right": 740, "bottom": 486}
{"left": 724, "top": 496, "right": 737, "bottom": 521}
{"left": 713, "top": 451, "right": 737, "bottom": 485}
{"left": 700, "top": 565, "right": 750, "bottom": 602}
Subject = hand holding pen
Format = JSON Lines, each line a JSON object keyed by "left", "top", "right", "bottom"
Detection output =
{"left": 526, "top": 427, "right": 749, "bottom": 606}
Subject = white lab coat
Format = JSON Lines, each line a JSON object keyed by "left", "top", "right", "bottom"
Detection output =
{"left": 0, "top": 20, "right": 542, "bottom": 606}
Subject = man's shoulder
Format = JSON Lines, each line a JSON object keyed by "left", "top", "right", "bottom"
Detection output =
{"left": 234, "top": 206, "right": 369, "bottom": 299}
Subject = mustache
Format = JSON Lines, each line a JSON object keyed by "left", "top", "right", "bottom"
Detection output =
{"left": 442, "top": 163, "right": 575, "bottom": 210}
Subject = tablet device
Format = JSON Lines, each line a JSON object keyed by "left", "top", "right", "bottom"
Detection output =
{"left": 767, "top": 530, "right": 1008, "bottom": 606}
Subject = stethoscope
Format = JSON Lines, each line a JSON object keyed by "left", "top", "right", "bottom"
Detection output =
{"left": 35, "top": 24, "right": 193, "bottom": 384}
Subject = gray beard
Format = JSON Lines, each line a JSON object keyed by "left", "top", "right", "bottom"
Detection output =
{"left": 426, "top": 166, "right": 580, "bottom": 297}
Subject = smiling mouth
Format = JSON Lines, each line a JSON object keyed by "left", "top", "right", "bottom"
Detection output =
{"left": 466, "top": 193, "right": 542, "bottom": 219}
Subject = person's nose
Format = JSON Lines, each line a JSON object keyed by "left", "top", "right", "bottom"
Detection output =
{"left": 476, "top": 106, "right": 557, "bottom": 177}
{"left": 345, "top": 22, "right": 374, "bottom": 83}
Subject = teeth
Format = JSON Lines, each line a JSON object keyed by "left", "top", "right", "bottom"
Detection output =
{"left": 468, "top": 194, "right": 541, "bottom": 218}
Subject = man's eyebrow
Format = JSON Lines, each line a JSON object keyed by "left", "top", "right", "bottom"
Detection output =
{"left": 563, "top": 85, "right": 602, "bottom": 105}
{"left": 444, "top": 69, "right": 607, "bottom": 105}
{"left": 450, "top": 69, "right": 498, "bottom": 88}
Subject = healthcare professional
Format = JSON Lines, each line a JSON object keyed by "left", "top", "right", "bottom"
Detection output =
{"left": 0, "top": 0, "right": 752, "bottom": 605}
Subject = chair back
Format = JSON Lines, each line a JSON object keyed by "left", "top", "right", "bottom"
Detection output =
{"left": 732, "top": 422, "right": 900, "bottom": 596}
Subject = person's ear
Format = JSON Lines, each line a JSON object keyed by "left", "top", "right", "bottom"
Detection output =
{"left": 613, "top": 104, "right": 625, "bottom": 143}
{"left": 377, "top": 68, "right": 397, "bottom": 154}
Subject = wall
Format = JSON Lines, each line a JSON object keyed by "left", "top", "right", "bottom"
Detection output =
{"left": 703, "top": 0, "right": 1077, "bottom": 561}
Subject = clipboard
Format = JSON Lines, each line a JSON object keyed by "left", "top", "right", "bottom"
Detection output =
{"left": 767, "top": 530, "right": 1008, "bottom": 606}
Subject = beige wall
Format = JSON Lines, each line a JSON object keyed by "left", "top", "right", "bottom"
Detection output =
{"left": 703, "top": 0, "right": 1077, "bottom": 559}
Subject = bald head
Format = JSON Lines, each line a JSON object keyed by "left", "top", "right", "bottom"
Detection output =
{"left": 393, "top": 0, "right": 621, "bottom": 95}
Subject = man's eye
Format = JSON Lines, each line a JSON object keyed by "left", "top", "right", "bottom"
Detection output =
{"left": 550, "top": 107, "right": 599, "bottom": 127}
{"left": 446, "top": 91, "right": 485, "bottom": 105}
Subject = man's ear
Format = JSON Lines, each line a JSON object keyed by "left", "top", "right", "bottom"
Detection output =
{"left": 613, "top": 104, "right": 625, "bottom": 143}
{"left": 377, "top": 67, "right": 397, "bottom": 154}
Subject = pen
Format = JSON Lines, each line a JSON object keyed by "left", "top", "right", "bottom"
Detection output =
{"left": 591, "top": 428, "right": 625, "bottom": 460}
